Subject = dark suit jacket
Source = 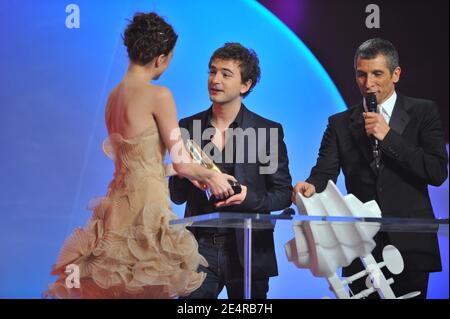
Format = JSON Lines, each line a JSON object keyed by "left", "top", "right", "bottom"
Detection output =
{"left": 169, "top": 105, "right": 293, "bottom": 278}
{"left": 306, "top": 93, "right": 448, "bottom": 272}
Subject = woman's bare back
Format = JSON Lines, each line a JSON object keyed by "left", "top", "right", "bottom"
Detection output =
{"left": 105, "top": 79, "right": 160, "bottom": 139}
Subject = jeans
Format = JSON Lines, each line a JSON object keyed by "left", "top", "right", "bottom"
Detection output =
{"left": 184, "top": 232, "right": 269, "bottom": 299}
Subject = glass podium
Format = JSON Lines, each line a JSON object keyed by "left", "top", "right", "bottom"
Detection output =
{"left": 169, "top": 212, "right": 448, "bottom": 299}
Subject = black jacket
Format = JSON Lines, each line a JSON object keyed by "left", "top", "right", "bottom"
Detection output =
{"left": 307, "top": 93, "right": 448, "bottom": 272}
{"left": 169, "top": 105, "right": 293, "bottom": 278}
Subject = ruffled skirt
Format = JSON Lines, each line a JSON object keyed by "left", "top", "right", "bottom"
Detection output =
{"left": 44, "top": 193, "right": 207, "bottom": 299}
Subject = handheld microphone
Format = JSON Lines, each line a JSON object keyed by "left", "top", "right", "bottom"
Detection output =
{"left": 365, "top": 93, "right": 380, "bottom": 168}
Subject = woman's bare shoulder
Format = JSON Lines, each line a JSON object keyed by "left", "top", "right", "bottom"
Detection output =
{"left": 144, "top": 84, "right": 173, "bottom": 101}
{"left": 143, "top": 84, "right": 175, "bottom": 113}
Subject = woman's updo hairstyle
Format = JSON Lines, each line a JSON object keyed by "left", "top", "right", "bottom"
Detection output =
{"left": 123, "top": 12, "right": 177, "bottom": 66}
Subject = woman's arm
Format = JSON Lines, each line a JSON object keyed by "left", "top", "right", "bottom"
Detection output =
{"left": 151, "top": 86, "right": 235, "bottom": 199}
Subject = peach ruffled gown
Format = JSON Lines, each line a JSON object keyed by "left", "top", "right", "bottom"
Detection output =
{"left": 45, "top": 117, "right": 207, "bottom": 298}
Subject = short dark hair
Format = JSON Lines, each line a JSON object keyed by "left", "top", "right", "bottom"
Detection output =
{"left": 209, "top": 43, "right": 261, "bottom": 98}
{"left": 354, "top": 38, "right": 399, "bottom": 74}
{"left": 123, "top": 12, "right": 177, "bottom": 66}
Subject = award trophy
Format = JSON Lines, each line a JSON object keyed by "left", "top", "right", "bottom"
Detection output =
{"left": 185, "top": 139, "right": 241, "bottom": 201}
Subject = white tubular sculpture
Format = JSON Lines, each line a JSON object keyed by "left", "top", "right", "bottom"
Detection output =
{"left": 284, "top": 180, "right": 420, "bottom": 299}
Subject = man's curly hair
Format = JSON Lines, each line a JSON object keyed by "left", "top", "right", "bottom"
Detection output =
{"left": 123, "top": 12, "right": 177, "bottom": 66}
{"left": 209, "top": 43, "right": 261, "bottom": 98}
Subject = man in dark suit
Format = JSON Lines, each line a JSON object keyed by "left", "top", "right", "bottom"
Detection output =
{"left": 292, "top": 38, "right": 448, "bottom": 298}
{"left": 169, "top": 43, "right": 292, "bottom": 299}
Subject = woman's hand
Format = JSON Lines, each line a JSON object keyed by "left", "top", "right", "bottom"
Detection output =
{"left": 191, "top": 180, "right": 207, "bottom": 191}
{"left": 204, "top": 172, "right": 236, "bottom": 200}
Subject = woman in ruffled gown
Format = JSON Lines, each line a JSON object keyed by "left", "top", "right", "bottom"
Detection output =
{"left": 45, "top": 12, "right": 236, "bottom": 299}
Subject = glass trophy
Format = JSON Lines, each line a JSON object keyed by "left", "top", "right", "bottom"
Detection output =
{"left": 185, "top": 139, "right": 241, "bottom": 201}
